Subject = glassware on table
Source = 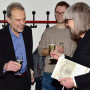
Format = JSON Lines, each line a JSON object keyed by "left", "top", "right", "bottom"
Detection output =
{"left": 15, "top": 56, "right": 23, "bottom": 75}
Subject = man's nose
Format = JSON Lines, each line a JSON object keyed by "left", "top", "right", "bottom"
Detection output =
{"left": 20, "top": 20, "right": 26, "bottom": 25}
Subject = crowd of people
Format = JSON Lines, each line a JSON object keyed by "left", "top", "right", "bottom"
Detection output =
{"left": 0, "top": 1, "right": 90, "bottom": 90}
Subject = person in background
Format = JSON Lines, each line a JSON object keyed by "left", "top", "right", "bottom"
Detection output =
{"left": 33, "top": 47, "right": 45, "bottom": 90}
{"left": 51, "top": 2, "right": 90, "bottom": 90}
{"left": 0, "top": 2, "right": 33, "bottom": 90}
{"left": 38, "top": 1, "right": 77, "bottom": 90}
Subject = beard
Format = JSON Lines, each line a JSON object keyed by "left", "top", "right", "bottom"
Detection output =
{"left": 57, "top": 20, "right": 65, "bottom": 24}
{"left": 13, "top": 25, "right": 24, "bottom": 33}
{"left": 56, "top": 17, "right": 65, "bottom": 24}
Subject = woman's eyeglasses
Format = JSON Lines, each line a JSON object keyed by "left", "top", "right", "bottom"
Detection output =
{"left": 65, "top": 19, "right": 72, "bottom": 23}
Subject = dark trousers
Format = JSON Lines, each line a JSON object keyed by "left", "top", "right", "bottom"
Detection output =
{"left": 35, "top": 77, "right": 42, "bottom": 90}
{"left": 14, "top": 74, "right": 31, "bottom": 90}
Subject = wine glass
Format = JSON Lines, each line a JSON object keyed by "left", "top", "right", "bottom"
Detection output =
{"left": 59, "top": 42, "right": 64, "bottom": 48}
{"left": 56, "top": 42, "right": 64, "bottom": 52}
{"left": 49, "top": 41, "right": 56, "bottom": 59}
{"left": 49, "top": 41, "right": 57, "bottom": 64}
{"left": 15, "top": 56, "right": 23, "bottom": 75}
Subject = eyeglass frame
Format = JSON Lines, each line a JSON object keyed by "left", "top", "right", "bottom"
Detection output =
{"left": 55, "top": 11, "right": 64, "bottom": 16}
{"left": 64, "top": 19, "right": 72, "bottom": 23}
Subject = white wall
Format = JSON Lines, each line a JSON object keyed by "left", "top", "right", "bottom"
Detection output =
{"left": 0, "top": 0, "right": 90, "bottom": 51}
{"left": 0, "top": 0, "right": 90, "bottom": 89}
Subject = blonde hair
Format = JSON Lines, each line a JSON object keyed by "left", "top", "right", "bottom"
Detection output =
{"left": 64, "top": 2, "right": 90, "bottom": 38}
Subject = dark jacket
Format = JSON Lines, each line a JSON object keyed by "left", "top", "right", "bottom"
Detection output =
{"left": 0, "top": 25, "right": 33, "bottom": 90}
{"left": 66, "top": 29, "right": 90, "bottom": 90}
{"left": 33, "top": 48, "right": 45, "bottom": 78}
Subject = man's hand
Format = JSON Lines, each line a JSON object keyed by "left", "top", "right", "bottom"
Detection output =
{"left": 3, "top": 61, "right": 21, "bottom": 72}
{"left": 42, "top": 48, "right": 49, "bottom": 56}
{"left": 30, "top": 69, "right": 34, "bottom": 83}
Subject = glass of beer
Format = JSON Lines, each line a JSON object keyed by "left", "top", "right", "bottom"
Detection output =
{"left": 15, "top": 56, "right": 23, "bottom": 75}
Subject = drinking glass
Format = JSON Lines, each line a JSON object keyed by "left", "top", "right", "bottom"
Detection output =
{"left": 49, "top": 41, "right": 58, "bottom": 64}
{"left": 49, "top": 41, "right": 56, "bottom": 59}
{"left": 15, "top": 56, "right": 23, "bottom": 75}
{"left": 56, "top": 42, "right": 64, "bottom": 53}
{"left": 59, "top": 42, "right": 64, "bottom": 48}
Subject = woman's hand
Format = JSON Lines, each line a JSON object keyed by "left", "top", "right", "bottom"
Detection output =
{"left": 50, "top": 46, "right": 64, "bottom": 60}
{"left": 55, "top": 46, "right": 64, "bottom": 53}
{"left": 58, "top": 78, "right": 74, "bottom": 89}
{"left": 50, "top": 51, "right": 62, "bottom": 60}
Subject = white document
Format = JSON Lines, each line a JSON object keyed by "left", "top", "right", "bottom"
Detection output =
{"left": 51, "top": 56, "right": 90, "bottom": 80}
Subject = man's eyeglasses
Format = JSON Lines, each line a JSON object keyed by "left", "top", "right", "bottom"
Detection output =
{"left": 55, "top": 11, "right": 64, "bottom": 16}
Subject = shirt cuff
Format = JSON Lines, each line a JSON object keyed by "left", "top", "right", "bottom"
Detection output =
{"left": 58, "top": 54, "right": 65, "bottom": 60}
{"left": 3, "top": 70, "right": 6, "bottom": 74}
{"left": 73, "top": 77, "right": 77, "bottom": 88}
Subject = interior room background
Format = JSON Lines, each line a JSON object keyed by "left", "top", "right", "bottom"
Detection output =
{"left": 0, "top": 0, "right": 90, "bottom": 89}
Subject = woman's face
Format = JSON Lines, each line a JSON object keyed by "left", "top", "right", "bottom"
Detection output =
{"left": 66, "top": 19, "right": 79, "bottom": 38}
{"left": 65, "top": 19, "right": 74, "bottom": 32}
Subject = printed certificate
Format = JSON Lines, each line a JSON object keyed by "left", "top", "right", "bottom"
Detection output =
{"left": 51, "top": 56, "right": 90, "bottom": 80}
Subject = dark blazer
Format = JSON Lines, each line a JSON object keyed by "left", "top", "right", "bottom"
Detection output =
{"left": 66, "top": 29, "right": 90, "bottom": 90}
{"left": 0, "top": 25, "right": 33, "bottom": 90}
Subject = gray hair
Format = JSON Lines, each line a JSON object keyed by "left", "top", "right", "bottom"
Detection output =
{"left": 7, "top": 2, "right": 25, "bottom": 18}
{"left": 63, "top": 2, "right": 90, "bottom": 38}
